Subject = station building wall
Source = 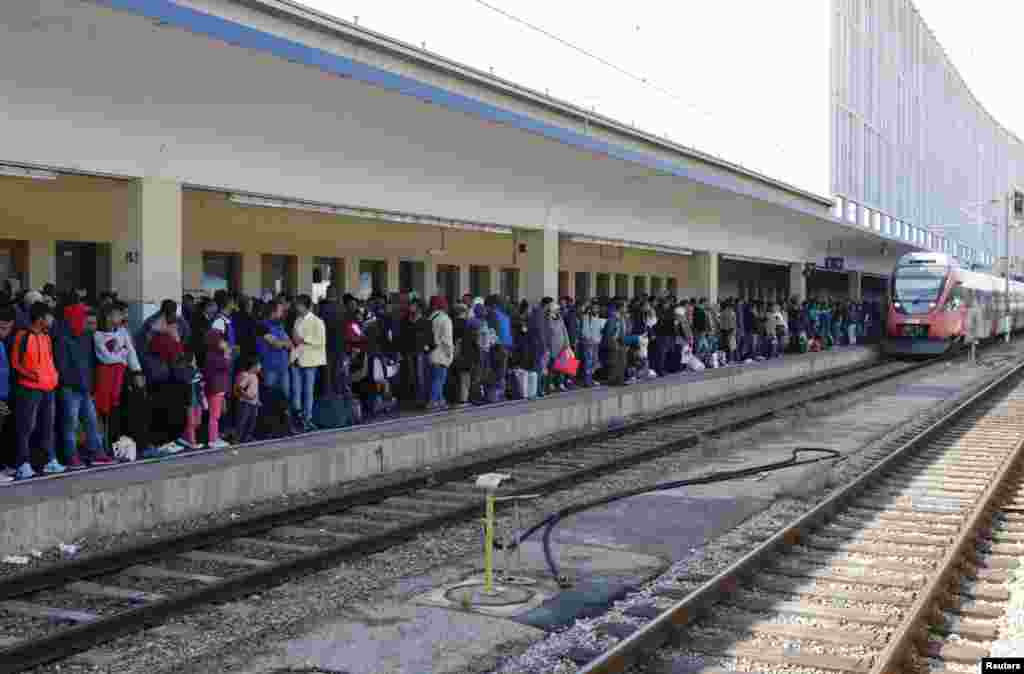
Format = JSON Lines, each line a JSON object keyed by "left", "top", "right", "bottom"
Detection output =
{"left": 0, "top": 174, "right": 694, "bottom": 304}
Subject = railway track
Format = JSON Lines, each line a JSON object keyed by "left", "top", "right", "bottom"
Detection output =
{"left": 578, "top": 353, "right": 1024, "bottom": 674}
{"left": 0, "top": 352, "right": 1004, "bottom": 672}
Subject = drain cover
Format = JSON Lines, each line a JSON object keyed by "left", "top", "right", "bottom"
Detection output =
{"left": 445, "top": 583, "right": 535, "bottom": 607}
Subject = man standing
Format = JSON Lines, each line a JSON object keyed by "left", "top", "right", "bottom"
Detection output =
{"left": 427, "top": 296, "right": 454, "bottom": 410}
{"left": 291, "top": 295, "right": 326, "bottom": 431}
{"left": 255, "top": 300, "right": 292, "bottom": 399}
{"left": 12, "top": 302, "right": 63, "bottom": 479}
{"left": 56, "top": 310, "right": 113, "bottom": 468}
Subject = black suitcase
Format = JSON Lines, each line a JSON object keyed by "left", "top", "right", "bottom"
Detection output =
{"left": 256, "top": 387, "right": 293, "bottom": 440}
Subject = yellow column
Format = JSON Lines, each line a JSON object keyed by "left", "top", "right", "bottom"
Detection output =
{"left": 489, "top": 267, "right": 501, "bottom": 300}
{"left": 114, "top": 178, "right": 182, "bottom": 325}
{"left": 424, "top": 256, "right": 438, "bottom": 300}
{"left": 297, "top": 256, "right": 315, "bottom": 298}
{"left": 348, "top": 256, "right": 362, "bottom": 298}
{"left": 789, "top": 263, "right": 807, "bottom": 303}
{"left": 387, "top": 256, "right": 401, "bottom": 295}
{"left": 689, "top": 251, "right": 719, "bottom": 304}
{"left": 241, "top": 251, "right": 261, "bottom": 298}
{"left": 517, "top": 227, "right": 559, "bottom": 302}
{"left": 28, "top": 239, "right": 54, "bottom": 292}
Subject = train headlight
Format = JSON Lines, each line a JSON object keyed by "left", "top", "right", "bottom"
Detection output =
{"left": 894, "top": 302, "right": 902, "bottom": 309}
{"left": 929, "top": 302, "right": 936, "bottom": 309}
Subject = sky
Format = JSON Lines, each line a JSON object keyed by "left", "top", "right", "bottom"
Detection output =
{"left": 296, "top": 0, "right": 1024, "bottom": 200}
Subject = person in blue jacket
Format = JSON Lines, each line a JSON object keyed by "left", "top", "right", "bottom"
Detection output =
{"left": 253, "top": 300, "right": 293, "bottom": 400}
{"left": 55, "top": 309, "right": 112, "bottom": 468}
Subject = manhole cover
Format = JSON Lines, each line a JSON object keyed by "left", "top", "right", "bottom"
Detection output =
{"left": 445, "top": 583, "right": 535, "bottom": 607}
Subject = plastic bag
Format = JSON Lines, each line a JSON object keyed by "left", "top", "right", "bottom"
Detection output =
{"left": 112, "top": 436, "right": 137, "bottom": 462}
{"left": 552, "top": 347, "right": 579, "bottom": 377}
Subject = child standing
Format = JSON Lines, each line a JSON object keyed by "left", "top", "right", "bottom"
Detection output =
{"left": 234, "top": 356, "right": 261, "bottom": 444}
{"left": 94, "top": 304, "right": 143, "bottom": 451}
{"left": 174, "top": 350, "right": 206, "bottom": 451}
{"left": 203, "top": 330, "right": 232, "bottom": 449}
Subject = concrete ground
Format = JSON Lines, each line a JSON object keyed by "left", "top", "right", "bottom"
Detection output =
{"left": 223, "top": 353, "right": 1014, "bottom": 674}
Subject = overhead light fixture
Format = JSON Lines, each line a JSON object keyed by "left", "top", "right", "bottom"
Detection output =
{"left": 228, "top": 193, "right": 513, "bottom": 235}
{"left": 0, "top": 164, "right": 58, "bottom": 181}
{"left": 566, "top": 234, "right": 692, "bottom": 256}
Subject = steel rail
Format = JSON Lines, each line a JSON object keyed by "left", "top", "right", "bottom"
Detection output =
{"left": 870, "top": 405, "right": 1024, "bottom": 672}
{"left": 0, "top": 357, "right": 908, "bottom": 602}
{"left": 578, "top": 354, "right": 1024, "bottom": 674}
{"left": 0, "top": 351, "right": 974, "bottom": 672}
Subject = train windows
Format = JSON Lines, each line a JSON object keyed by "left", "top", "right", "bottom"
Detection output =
{"left": 893, "top": 268, "right": 945, "bottom": 303}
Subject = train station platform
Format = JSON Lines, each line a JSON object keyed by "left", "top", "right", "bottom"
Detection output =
{"left": 0, "top": 347, "right": 878, "bottom": 554}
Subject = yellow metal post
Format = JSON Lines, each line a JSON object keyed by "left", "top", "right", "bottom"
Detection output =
{"left": 483, "top": 493, "right": 496, "bottom": 594}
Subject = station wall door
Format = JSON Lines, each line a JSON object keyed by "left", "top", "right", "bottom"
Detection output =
{"left": 57, "top": 241, "right": 111, "bottom": 300}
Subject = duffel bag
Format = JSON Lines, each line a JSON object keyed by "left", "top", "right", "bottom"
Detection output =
{"left": 312, "top": 395, "right": 356, "bottom": 430}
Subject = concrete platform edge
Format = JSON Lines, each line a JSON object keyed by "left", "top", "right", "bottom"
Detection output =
{"left": 0, "top": 348, "right": 878, "bottom": 552}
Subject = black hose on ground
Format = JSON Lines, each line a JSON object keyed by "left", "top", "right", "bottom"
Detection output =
{"left": 494, "top": 447, "right": 844, "bottom": 586}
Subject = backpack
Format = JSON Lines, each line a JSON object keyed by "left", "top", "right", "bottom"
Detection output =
{"left": 143, "top": 351, "right": 171, "bottom": 385}
{"left": 477, "top": 325, "right": 495, "bottom": 351}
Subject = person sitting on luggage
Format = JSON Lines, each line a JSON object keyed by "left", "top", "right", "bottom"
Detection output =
{"left": 234, "top": 355, "right": 261, "bottom": 444}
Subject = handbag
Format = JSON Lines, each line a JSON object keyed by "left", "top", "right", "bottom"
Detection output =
{"left": 552, "top": 347, "right": 580, "bottom": 377}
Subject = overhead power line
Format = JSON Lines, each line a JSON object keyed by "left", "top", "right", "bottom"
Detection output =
{"left": 471, "top": 0, "right": 789, "bottom": 169}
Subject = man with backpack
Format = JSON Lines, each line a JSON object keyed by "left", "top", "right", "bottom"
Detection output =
{"left": 11, "top": 302, "right": 63, "bottom": 480}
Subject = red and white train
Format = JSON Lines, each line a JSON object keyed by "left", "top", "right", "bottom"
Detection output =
{"left": 885, "top": 252, "right": 1024, "bottom": 356}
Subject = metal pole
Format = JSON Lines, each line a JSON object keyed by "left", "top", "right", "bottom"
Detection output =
{"left": 1007, "top": 191, "right": 1013, "bottom": 343}
{"left": 483, "top": 493, "right": 496, "bottom": 594}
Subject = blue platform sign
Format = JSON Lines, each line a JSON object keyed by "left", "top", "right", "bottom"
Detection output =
{"left": 824, "top": 257, "right": 845, "bottom": 271}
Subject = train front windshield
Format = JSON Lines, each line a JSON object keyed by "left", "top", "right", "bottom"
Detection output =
{"left": 892, "top": 264, "right": 947, "bottom": 311}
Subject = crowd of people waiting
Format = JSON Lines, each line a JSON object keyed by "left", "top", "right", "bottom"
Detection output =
{"left": 0, "top": 280, "right": 884, "bottom": 482}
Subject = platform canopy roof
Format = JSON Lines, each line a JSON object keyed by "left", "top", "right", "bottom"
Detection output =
{"left": 0, "top": 0, "right": 919, "bottom": 274}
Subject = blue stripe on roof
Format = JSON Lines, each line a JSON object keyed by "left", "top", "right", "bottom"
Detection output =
{"left": 94, "top": 0, "right": 827, "bottom": 220}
